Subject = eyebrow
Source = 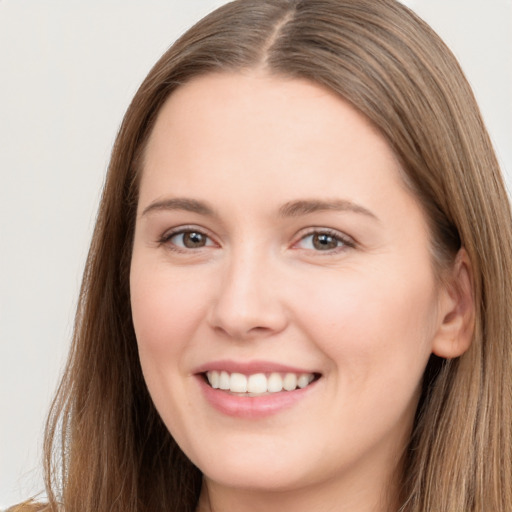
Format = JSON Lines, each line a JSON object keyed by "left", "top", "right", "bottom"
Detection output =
{"left": 278, "top": 199, "right": 379, "bottom": 221}
{"left": 141, "top": 197, "right": 378, "bottom": 221}
{"left": 141, "top": 198, "right": 216, "bottom": 217}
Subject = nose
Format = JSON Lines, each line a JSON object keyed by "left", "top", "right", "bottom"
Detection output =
{"left": 207, "top": 250, "right": 288, "bottom": 340}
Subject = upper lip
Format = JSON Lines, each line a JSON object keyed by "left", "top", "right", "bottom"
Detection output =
{"left": 193, "top": 359, "right": 320, "bottom": 376}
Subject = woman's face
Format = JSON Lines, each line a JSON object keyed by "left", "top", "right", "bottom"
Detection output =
{"left": 130, "top": 72, "right": 450, "bottom": 503}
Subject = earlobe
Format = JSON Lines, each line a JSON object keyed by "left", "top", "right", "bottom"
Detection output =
{"left": 432, "top": 248, "right": 475, "bottom": 359}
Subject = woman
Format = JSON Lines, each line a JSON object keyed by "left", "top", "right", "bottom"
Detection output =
{"left": 11, "top": 0, "right": 512, "bottom": 511}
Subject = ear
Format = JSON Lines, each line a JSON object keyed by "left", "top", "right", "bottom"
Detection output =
{"left": 432, "top": 248, "right": 475, "bottom": 359}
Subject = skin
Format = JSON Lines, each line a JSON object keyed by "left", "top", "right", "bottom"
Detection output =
{"left": 130, "top": 72, "right": 472, "bottom": 512}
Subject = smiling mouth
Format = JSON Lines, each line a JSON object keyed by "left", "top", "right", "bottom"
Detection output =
{"left": 204, "top": 371, "right": 320, "bottom": 396}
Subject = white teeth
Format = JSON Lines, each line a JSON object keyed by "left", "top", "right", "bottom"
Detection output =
{"left": 219, "top": 371, "right": 230, "bottom": 390}
{"left": 298, "top": 373, "right": 314, "bottom": 388}
{"left": 283, "top": 373, "right": 297, "bottom": 391}
{"left": 247, "top": 373, "right": 267, "bottom": 394}
{"left": 205, "top": 371, "right": 316, "bottom": 394}
{"left": 209, "top": 370, "right": 220, "bottom": 389}
{"left": 267, "top": 372, "right": 283, "bottom": 392}
{"left": 230, "top": 372, "right": 247, "bottom": 392}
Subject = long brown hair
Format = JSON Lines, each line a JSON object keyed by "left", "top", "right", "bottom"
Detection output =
{"left": 19, "top": 0, "right": 512, "bottom": 510}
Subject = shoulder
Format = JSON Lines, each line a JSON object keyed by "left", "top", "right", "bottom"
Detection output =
{"left": 5, "top": 502, "right": 49, "bottom": 512}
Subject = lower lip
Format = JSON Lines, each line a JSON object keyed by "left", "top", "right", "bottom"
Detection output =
{"left": 196, "top": 376, "right": 318, "bottom": 419}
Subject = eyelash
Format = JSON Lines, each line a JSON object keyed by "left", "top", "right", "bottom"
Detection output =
{"left": 158, "top": 226, "right": 356, "bottom": 254}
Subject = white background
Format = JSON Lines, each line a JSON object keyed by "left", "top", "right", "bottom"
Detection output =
{"left": 1, "top": 0, "right": 510, "bottom": 507}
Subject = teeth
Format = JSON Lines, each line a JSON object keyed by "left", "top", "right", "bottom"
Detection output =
{"left": 297, "top": 374, "right": 311, "bottom": 389}
{"left": 247, "top": 373, "right": 267, "bottom": 393}
{"left": 209, "top": 370, "right": 220, "bottom": 389}
{"left": 219, "top": 371, "right": 230, "bottom": 390}
{"left": 230, "top": 372, "right": 247, "bottom": 392}
{"left": 283, "top": 373, "right": 297, "bottom": 391}
{"left": 205, "top": 371, "right": 315, "bottom": 395}
{"left": 267, "top": 372, "right": 283, "bottom": 392}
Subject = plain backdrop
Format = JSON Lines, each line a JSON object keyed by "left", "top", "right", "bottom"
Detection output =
{"left": 1, "top": 0, "right": 511, "bottom": 507}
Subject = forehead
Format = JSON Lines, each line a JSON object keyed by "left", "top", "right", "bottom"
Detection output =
{"left": 147, "top": 71, "right": 386, "bottom": 149}
{"left": 141, "top": 71, "right": 405, "bottom": 200}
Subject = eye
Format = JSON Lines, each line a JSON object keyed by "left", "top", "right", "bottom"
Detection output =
{"left": 295, "top": 230, "right": 354, "bottom": 252}
{"left": 161, "top": 228, "right": 215, "bottom": 250}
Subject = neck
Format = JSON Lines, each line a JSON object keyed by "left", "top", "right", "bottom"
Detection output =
{"left": 195, "top": 467, "right": 400, "bottom": 512}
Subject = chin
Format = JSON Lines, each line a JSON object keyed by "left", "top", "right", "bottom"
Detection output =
{"left": 201, "top": 462, "right": 308, "bottom": 493}
{"left": 193, "top": 438, "right": 347, "bottom": 497}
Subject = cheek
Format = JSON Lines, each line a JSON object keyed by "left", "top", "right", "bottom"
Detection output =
{"left": 130, "top": 263, "right": 211, "bottom": 357}
{"left": 129, "top": 262, "right": 212, "bottom": 437}
{"left": 295, "top": 264, "right": 438, "bottom": 390}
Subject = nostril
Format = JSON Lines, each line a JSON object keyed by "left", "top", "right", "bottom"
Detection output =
{"left": 211, "top": 322, "right": 281, "bottom": 341}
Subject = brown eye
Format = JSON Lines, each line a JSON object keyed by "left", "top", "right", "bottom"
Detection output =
{"left": 167, "top": 230, "right": 213, "bottom": 249}
{"left": 312, "top": 233, "right": 339, "bottom": 250}
{"left": 295, "top": 230, "right": 353, "bottom": 252}
{"left": 182, "top": 231, "right": 207, "bottom": 248}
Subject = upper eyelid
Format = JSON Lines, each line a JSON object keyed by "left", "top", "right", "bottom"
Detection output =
{"left": 161, "top": 224, "right": 209, "bottom": 237}
{"left": 293, "top": 227, "right": 356, "bottom": 245}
